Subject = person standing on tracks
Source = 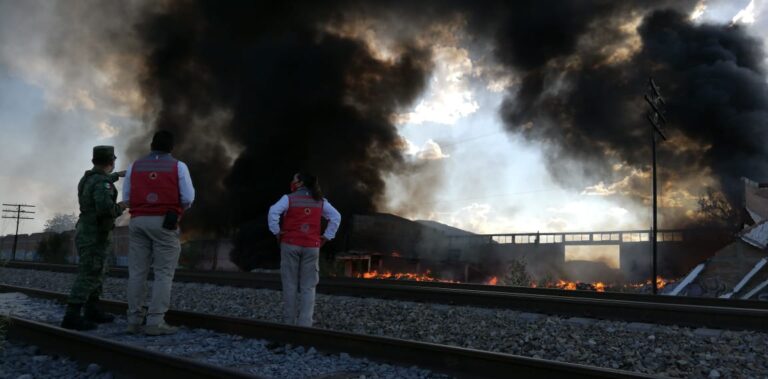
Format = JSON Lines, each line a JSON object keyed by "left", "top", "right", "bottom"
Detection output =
{"left": 268, "top": 172, "right": 341, "bottom": 327}
{"left": 62, "top": 146, "right": 127, "bottom": 331}
{"left": 122, "top": 130, "right": 195, "bottom": 335}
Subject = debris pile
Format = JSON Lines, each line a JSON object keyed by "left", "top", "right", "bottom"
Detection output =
{"left": 666, "top": 178, "right": 768, "bottom": 300}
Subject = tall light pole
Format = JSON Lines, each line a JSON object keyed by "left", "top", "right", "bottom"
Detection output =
{"left": 644, "top": 78, "right": 667, "bottom": 295}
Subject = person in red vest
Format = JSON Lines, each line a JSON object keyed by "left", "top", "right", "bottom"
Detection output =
{"left": 122, "top": 130, "right": 195, "bottom": 335}
{"left": 268, "top": 172, "right": 341, "bottom": 327}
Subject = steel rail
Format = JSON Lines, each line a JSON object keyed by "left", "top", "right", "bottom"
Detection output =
{"left": 5, "top": 261, "right": 766, "bottom": 309}
{"left": 4, "top": 261, "right": 768, "bottom": 332}
{"left": 4, "top": 315, "right": 262, "bottom": 379}
{"left": 1, "top": 284, "right": 658, "bottom": 379}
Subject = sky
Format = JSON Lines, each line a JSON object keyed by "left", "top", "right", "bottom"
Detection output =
{"left": 0, "top": 0, "right": 766, "bottom": 236}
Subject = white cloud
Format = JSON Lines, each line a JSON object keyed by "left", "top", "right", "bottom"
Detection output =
{"left": 96, "top": 121, "right": 119, "bottom": 139}
{"left": 733, "top": 0, "right": 756, "bottom": 24}
{"left": 582, "top": 181, "right": 617, "bottom": 196}
{"left": 441, "top": 203, "right": 493, "bottom": 233}
{"left": 581, "top": 169, "right": 649, "bottom": 196}
{"left": 402, "top": 138, "right": 450, "bottom": 160}
{"left": 397, "top": 45, "right": 479, "bottom": 125}
{"left": 544, "top": 200, "right": 635, "bottom": 231}
{"left": 690, "top": 1, "right": 708, "bottom": 21}
{"left": 0, "top": 1, "right": 145, "bottom": 136}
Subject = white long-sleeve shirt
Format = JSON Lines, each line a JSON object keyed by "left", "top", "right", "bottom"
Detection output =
{"left": 268, "top": 194, "right": 341, "bottom": 240}
{"left": 122, "top": 153, "right": 196, "bottom": 209}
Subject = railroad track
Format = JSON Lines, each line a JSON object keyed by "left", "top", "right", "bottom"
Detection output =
{"left": 5, "top": 261, "right": 768, "bottom": 331}
{"left": 4, "top": 316, "right": 260, "bottom": 379}
{"left": 1, "top": 284, "right": 656, "bottom": 379}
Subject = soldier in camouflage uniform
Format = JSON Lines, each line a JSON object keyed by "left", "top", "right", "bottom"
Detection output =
{"left": 61, "top": 146, "right": 127, "bottom": 330}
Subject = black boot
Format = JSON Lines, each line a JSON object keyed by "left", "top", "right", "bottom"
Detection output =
{"left": 84, "top": 304, "right": 115, "bottom": 324}
{"left": 61, "top": 304, "right": 97, "bottom": 331}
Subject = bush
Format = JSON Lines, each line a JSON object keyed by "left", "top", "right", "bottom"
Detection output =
{"left": 536, "top": 272, "right": 555, "bottom": 288}
{"left": 500, "top": 259, "right": 533, "bottom": 287}
{"left": 180, "top": 242, "right": 208, "bottom": 270}
{"left": 319, "top": 257, "right": 344, "bottom": 277}
{"left": 37, "top": 233, "right": 72, "bottom": 264}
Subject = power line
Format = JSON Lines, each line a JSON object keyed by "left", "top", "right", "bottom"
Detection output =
{"left": 436, "top": 130, "right": 508, "bottom": 149}
{"left": 2, "top": 203, "right": 35, "bottom": 261}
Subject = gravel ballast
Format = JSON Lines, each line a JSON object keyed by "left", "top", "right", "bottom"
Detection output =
{"left": 1, "top": 339, "right": 113, "bottom": 379}
{"left": 1, "top": 267, "right": 767, "bottom": 378}
{"left": 0, "top": 291, "right": 442, "bottom": 379}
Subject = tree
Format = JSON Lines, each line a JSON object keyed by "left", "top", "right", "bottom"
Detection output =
{"left": 696, "top": 188, "right": 741, "bottom": 231}
{"left": 44, "top": 213, "right": 77, "bottom": 233}
{"left": 500, "top": 259, "right": 533, "bottom": 286}
{"left": 37, "top": 232, "right": 72, "bottom": 264}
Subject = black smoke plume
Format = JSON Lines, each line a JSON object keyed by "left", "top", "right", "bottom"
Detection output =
{"left": 129, "top": 0, "right": 768, "bottom": 270}
{"left": 492, "top": 4, "right": 768, "bottom": 221}
{"left": 335, "top": 0, "right": 764, "bottom": 226}
{"left": 131, "top": 1, "right": 431, "bottom": 269}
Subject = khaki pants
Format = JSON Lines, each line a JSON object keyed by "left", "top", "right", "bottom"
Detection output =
{"left": 127, "top": 216, "right": 181, "bottom": 326}
{"left": 280, "top": 243, "right": 320, "bottom": 327}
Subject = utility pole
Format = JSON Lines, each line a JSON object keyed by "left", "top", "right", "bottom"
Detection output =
{"left": 644, "top": 78, "right": 667, "bottom": 295}
{"left": 2, "top": 203, "right": 35, "bottom": 261}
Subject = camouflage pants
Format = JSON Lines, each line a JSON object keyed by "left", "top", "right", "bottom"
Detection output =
{"left": 67, "top": 231, "right": 111, "bottom": 305}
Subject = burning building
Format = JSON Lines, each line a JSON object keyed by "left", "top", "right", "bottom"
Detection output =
{"left": 667, "top": 178, "right": 768, "bottom": 300}
{"left": 337, "top": 213, "right": 731, "bottom": 287}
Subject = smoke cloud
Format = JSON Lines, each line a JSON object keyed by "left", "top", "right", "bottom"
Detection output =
{"left": 130, "top": 1, "right": 433, "bottom": 238}
{"left": 116, "top": 0, "right": 768, "bottom": 235}
{"left": 4, "top": 0, "right": 767, "bottom": 245}
{"left": 492, "top": 3, "right": 768, "bottom": 223}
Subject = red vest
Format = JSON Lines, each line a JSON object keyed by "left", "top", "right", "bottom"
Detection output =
{"left": 129, "top": 153, "right": 183, "bottom": 217}
{"left": 281, "top": 189, "right": 323, "bottom": 247}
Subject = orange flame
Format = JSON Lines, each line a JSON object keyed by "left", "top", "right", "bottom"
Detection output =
{"left": 485, "top": 276, "right": 498, "bottom": 286}
{"left": 356, "top": 270, "right": 458, "bottom": 283}
{"left": 593, "top": 282, "right": 606, "bottom": 292}
{"left": 549, "top": 280, "right": 605, "bottom": 292}
{"left": 556, "top": 279, "right": 577, "bottom": 290}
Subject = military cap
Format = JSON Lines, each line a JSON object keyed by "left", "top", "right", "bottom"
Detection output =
{"left": 92, "top": 145, "right": 117, "bottom": 162}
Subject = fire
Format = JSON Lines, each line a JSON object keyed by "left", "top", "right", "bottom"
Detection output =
{"left": 556, "top": 280, "right": 578, "bottom": 290}
{"left": 355, "top": 268, "right": 671, "bottom": 292}
{"left": 356, "top": 270, "right": 458, "bottom": 283}
{"left": 549, "top": 280, "right": 606, "bottom": 292}
{"left": 593, "top": 282, "right": 606, "bottom": 292}
{"left": 625, "top": 277, "right": 672, "bottom": 290}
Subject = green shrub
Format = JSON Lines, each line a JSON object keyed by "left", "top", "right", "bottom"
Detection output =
{"left": 180, "top": 242, "right": 208, "bottom": 269}
{"left": 500, "top": 259, "right": 533, "bottom": 287}
{"left": 37, "top": 233, "right": 72, "bottom": 264}
{"left": 319, "top": 257, "right": 345, "bottom": 277}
